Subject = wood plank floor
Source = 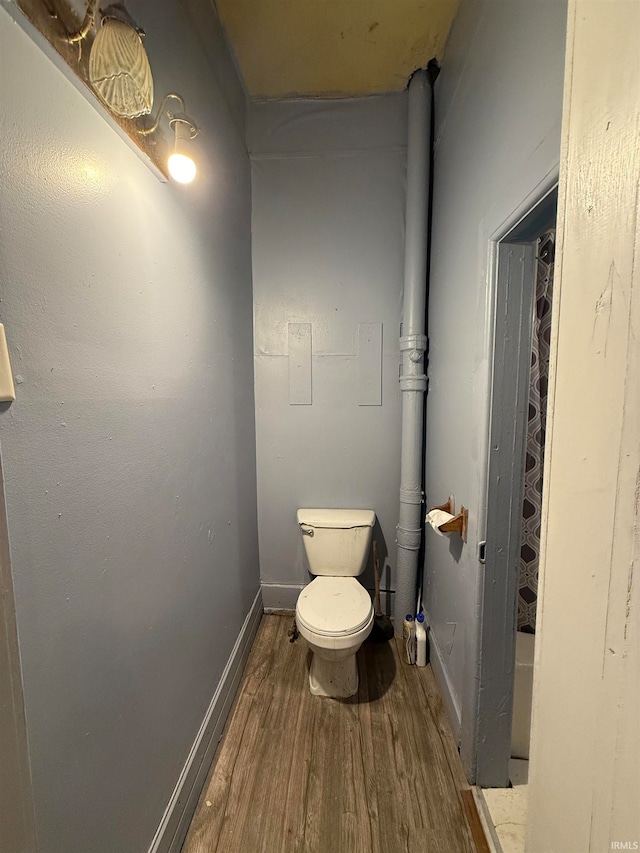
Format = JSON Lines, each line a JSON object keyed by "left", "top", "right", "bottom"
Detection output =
{"left": 183, "top": 615, "right": 476, "bottom": 853}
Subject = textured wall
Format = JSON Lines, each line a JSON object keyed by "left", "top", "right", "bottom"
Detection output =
{"left": 423, "top": 0, "right": 567, "bottom": 756}
{"left": 0, "top": 2, "right": 258, "bottom": 850}
{"left": 250, "top": 96, "right": 406, "bottom": 609}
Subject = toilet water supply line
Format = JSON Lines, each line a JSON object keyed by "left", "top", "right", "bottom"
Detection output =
{"left": 394, "top": 69, "right": 431, "bottom": 636}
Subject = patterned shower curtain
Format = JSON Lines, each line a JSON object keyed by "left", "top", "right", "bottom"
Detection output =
{"left": 518, "top": 229, "right": 555, "bottom": 633}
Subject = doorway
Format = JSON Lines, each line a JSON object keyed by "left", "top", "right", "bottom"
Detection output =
{"left": 475, "top": 188, "right": 558, "bottom": 790}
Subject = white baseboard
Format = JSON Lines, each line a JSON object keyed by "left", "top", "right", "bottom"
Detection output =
{"left": 260, "top": 582, "right": 305, "bottom": 611}
{"left": 148, "top": 589, "right": 263, "bottom": 853}
{"left": 428, "top": 628, "right": 462, "bottom": 742}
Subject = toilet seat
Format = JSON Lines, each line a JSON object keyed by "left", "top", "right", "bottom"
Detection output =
{"left": 296, "top": 576, "right": 373, "bottom": 636}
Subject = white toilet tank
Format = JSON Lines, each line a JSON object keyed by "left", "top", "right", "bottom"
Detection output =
{"left": 297, "top": 508, "right": 376, "bottom": 577}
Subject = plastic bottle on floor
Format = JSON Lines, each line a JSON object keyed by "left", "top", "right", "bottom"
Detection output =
{"left": 403, "top": 614, "right": 415, "bottom": 664}
{"left": 415, "top": 613, "right": 427, "bottom": 667}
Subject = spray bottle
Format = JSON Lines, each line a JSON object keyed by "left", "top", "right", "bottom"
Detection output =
{"left": 415, "top": 613, "right": 427, "bottom": 667}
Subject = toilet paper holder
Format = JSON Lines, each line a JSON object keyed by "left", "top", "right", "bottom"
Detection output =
{"left": 428, "top": 497, "right": 468, "bottom": 543}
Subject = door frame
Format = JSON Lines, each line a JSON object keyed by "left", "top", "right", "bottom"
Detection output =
{"left": 0, "top": 455, "right": 37, "bottom": 851}
{"left": 474, "top": 187, "right": 557, "bottom": 787}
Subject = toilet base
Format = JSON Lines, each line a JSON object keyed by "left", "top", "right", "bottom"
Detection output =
{"left": 309, "top": 652, "right": 358, "bottom": 698}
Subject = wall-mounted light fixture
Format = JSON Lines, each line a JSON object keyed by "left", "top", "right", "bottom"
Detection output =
{"left": 139, "top": 93, "right": 199, "bottom": 184}
{"left": 23, "top": 0, "right": 200, "bottom": 182}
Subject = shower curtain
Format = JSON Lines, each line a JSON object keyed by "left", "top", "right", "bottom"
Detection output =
{"left": 518, "top": 228, "right": 555, "bottom": 633}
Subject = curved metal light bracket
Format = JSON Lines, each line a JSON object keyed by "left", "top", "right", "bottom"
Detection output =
{"left": 169, "top": 113, "right": 198, "bottom": 140}
{"left": 65, "top": 0, "right": 99, "bottom": 43}
{"left": 139, "top": 93, "right": 198, "bottom": 138}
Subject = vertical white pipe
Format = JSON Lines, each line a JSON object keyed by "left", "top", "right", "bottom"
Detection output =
{"left": 403, "top": 71, "right": 430, "bottom": 336}
{"left": 394, "top": 70, "right": 431, "bottom": 634}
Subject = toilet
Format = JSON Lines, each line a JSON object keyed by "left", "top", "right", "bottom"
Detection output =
{"left": 296, "top": 508, "right": 375, "bottom": 698}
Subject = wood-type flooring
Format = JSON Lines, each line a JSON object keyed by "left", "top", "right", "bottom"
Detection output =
{"left": 183, "top": 615, "right": 477, "bottom": 853}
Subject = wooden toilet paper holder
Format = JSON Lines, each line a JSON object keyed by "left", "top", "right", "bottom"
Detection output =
{"left": 428, "top": 497, "right": 468, "bottom": 543}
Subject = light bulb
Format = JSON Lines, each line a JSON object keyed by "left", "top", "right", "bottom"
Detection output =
{"left": 168, "top": 152, "right": 196, "bottom": 184}
{"left": 168, "top": 116, "right": 197, "bottom": 183}
{"left": 139, "top": 95, "right": 199, "bottom": 185}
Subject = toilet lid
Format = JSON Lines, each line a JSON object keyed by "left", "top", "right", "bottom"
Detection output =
{"left": 296, "top": 577, "right": 373, "bottom": 637}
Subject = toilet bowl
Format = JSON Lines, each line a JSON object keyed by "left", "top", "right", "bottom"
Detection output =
{"left": 296, "top": 508, "right": 376, "bottom": 698}
{"left": 296, "top": 576, "right": 374, "bottom": 697}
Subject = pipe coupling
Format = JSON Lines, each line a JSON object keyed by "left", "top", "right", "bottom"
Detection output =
{"left": 396, "top": 524, "right": 422, "bottom": 550}
{"left": 399, "top": 374, "right": 428, "bottom": 392}
{"left": 400, "top": 334, "right": 427, "bottom": 353}
{"left": 399, "top": 334, "right": 428, "bottom": 391}
{"left": 400, "top": 487, "right": 424, "bottom": 505}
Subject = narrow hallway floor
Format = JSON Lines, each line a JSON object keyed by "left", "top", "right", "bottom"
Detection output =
{"left": 182, "top": 615, "right": 478, "bottom": 853}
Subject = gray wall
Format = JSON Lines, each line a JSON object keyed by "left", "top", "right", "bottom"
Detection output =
{"left": 423, "top": 0, "right": 567, "bottom": 765}
{"left": 0, "top": 2, "right": 259, "bottom": 850}
{"left": 249, "top": 96, "right": 407, "bottom": 609}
